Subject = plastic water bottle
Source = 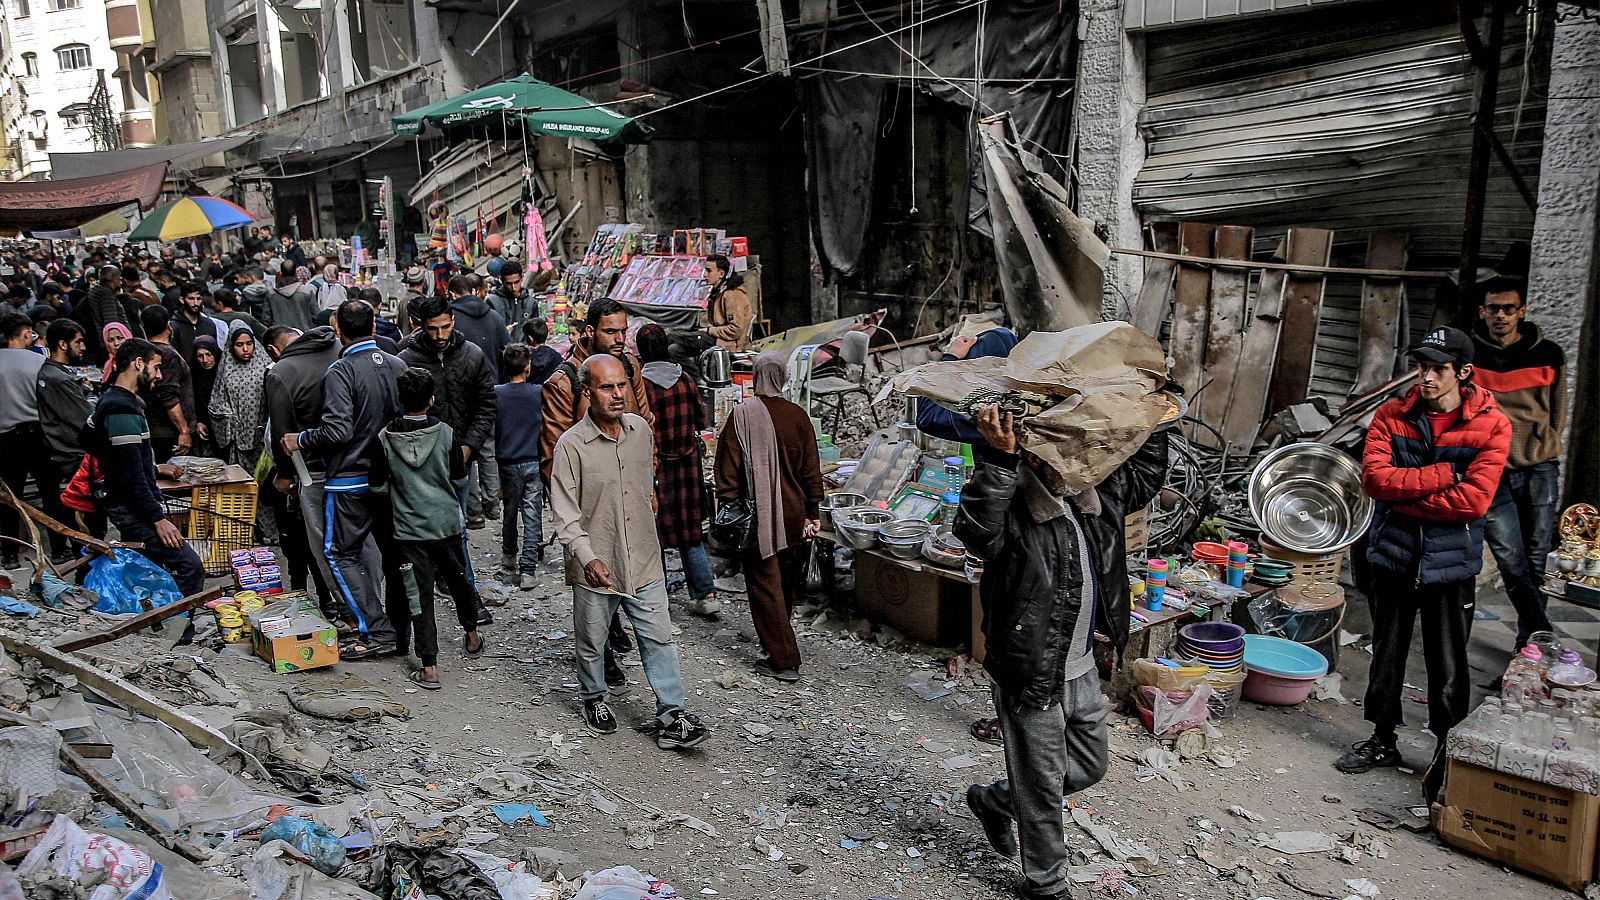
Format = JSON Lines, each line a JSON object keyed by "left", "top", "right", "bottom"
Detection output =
{"left": 938, "top": 491, "right": 961, "bottom": 534}
{"left": 944, "top": 456, "right": 964, "bottom": 494}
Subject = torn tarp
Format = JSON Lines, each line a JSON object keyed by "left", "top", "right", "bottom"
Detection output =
{"left": 979, "top": 115, "right": 1109, "bottom": 334}
{"left": 796, "top": 0, "right": 1073, "bottom": 278}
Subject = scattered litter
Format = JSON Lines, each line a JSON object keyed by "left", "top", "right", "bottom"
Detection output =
{"left": 1311, "top": 673, "right": 1348, "bottom": 703}
{"left": 1070, "top": 807, "right": 1159, "bottom": 874}
{"left": 1345, "top": 878, "right": 1381, "bottom": 898}
{"left": 906, "top": 671, "right": 954, "bottom": 701}
{"left": 1259, "top": 831, "right": 1336, "bottom": 854}
{"left": 286, "top": 673, "right": 409, "bottom": 720}
{"left": 625, "top": 813, "right": 720, "bottom": 849}
{"left": 491, "top": 802, "right": 550, "bottom": 827}
{"left": 1339, "top": 630, "right": 1364, "bottom": 647}
{"left": 753, "top": 837, "right": 784, "bottom": 861}
{"left": 1136, "top": 747, "right": 1188, "bottom": 791}
{"left": 1353, "top": 808, "right": 1400, "bottom": 831}
{"left": 587, "top": 790, "right": 619, "bottom": 816}
{"left": 939, "top": 753, "right": 981, "bottom": 771}
{"left": 0, "top": 595, "right": 40, "bottom": 617}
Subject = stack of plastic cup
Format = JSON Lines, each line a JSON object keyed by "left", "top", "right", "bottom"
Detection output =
{"left": 1145, "top": 558, "right": 1168, "bottom": 611}
{"left": 1226, "top": 541, "right": 1249, "bottom": 588}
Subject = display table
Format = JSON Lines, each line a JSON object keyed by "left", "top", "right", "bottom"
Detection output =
{"left": 157, "top": 465, "right": 258, "bottom": 576}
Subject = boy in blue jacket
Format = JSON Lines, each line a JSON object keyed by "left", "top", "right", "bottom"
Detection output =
{"left": 371, "top": 366, "right": 485, "bottom": 689}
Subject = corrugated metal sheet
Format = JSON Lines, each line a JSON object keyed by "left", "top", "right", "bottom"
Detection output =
{"left": 1125, "top": 0, "right": 1361, "bottom": 31}
{"left": 1134, "top": 9, "right": 1543, "bottom": 269}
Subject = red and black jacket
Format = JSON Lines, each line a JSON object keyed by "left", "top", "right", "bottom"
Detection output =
{"left": 1362, "top": 383, "right": 1511, "bottom": 586}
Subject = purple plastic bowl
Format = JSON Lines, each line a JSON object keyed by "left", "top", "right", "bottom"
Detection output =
{"left": 1178, "top": 622, "right": 1246, "bottom": 654}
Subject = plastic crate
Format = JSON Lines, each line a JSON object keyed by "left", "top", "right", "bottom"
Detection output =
{"left": 188, "top": 482, "right": 259, "bottom": 576}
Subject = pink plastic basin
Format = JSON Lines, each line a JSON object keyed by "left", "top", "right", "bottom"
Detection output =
{"left": 1243, "top": 669, "right": 1318, "bottom": 706}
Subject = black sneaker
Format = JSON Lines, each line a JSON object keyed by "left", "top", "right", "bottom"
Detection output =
{"left": 755, "top": 660, "right": 800, "bottom": 683}
{"left": 604, "top": 650, "right": 628, "bottom": 690}
{"left": 583, "top": 698, "right": 618, "bottom": 735}
{"left": 1335, "top": 738, "right": 1402, "bottom": 774}
{"left": 656, "top": 713, "right": 709, "bottom": 750}
{"left": 966, "top": 785, "right": 1018, "bottom": 857}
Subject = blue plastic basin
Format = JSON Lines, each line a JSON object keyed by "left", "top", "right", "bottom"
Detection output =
{"left": 1242, "top": 634, "right": 1329, "bottom": 679}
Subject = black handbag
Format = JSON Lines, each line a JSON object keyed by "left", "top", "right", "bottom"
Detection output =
{"left": 711, "top": 449, "right": 758, "bottom": 551}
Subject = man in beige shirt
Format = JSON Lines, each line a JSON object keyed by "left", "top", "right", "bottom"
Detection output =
{"left": 551, "top": 354, "right": 708, "bottom": 751}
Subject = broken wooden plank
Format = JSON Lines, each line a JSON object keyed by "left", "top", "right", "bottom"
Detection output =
{"left": 1168, "top": 223, "right": 1216, "bottom": 393}
{"left": 1265, "top": 228, "right": 1335, "bottom": 417}
{"left": 1131, "top": 222, "right": 1180, "bottom": 337}
{"left": 1195, "top": 225, "right": 1255, "bottom": 435}
{"left": 0, "top": 484, "right": 137, "bottom": 554}
{"left": 1350, "top": 233, "right": 1410, "bottom": 397}
{"left": 1220, "top": 239, "right": 1289, "bottom": 449}
{"left": 1109, "top": 245, "right": 1447, "bottom": 280}
{"left": 52, "top": 587, "right": 222, "bottom": 653}
{"left": 0, "top": 632, "right": 267, "bottom": 778}
{"left": 60, "top": 743, "right": 213, "bottom": 861}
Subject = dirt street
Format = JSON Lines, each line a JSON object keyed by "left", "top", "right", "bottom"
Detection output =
{"left": 49, "top": 516, "right": 1571, "bottom": 900}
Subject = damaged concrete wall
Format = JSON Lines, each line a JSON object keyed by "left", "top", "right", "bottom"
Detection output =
{"left": 1072, "top": 0, "right": 1147, "bottom": 319}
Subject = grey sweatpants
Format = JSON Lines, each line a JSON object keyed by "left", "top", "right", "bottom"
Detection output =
{"left": 976, "top": 669, "right": 1109, "bottom": 898}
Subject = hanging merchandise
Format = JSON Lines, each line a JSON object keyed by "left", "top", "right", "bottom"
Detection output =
{"left": 524, "top": 202, "right": 553, "bottom": 273}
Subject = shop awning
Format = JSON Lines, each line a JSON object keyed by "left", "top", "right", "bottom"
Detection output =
{"left": 48, "top": 134, "right": 256, "bottom": 179}
{"left": 392, "top": 75, "right": 653, "bottom": 143}
{"left": 0, "top": 162, "right": 167, "bottom": 231}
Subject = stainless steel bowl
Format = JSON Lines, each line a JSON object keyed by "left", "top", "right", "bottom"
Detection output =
{"left": 835, "top": 509, "right": 893, "bottom": 550}
{"left": 923, "top": 533, "right": 966, "bottom": 568}
{"left": 877, "top": 519, "right": 933, "bottom": 559}
{"left": 820, "top": 492, "right": 868, "bottom": 530}
{"left": 1247, "top": 442, "right": 1373, "bottom": 554}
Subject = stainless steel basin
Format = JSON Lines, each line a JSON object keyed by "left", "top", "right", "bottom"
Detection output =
{"left": 1247, "top": 442, "right": 1372, "bottom": 554}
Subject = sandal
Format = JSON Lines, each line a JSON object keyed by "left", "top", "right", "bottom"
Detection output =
{"left": 341, "top": 641, "right": 396, "bottom": 661}
{"left": 464, "top": 634, "right": 485, "bottom": 658}
{"left": 407, "top": 669, "right": 443, "bottom": 691}
{"left": 970, "top": 717, "right": 1005, "bottom": 747}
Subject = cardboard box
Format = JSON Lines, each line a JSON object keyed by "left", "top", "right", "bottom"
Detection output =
{"left": 853, "top": 552, "right": 969, "bottom": 645}
{"left": 252, "top": 614, "right": 340, "bottom": 674}
{"left": 1434, "top": 758, "right": 1600, "bottom": 891}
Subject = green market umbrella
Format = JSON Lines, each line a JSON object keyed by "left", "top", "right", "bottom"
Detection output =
{"left": 392, "top": 75, "right": 653, "bottom": 143}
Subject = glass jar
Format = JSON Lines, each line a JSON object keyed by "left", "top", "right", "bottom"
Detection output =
{"left": 1521, "top": 711, "right": 1554, "bottom": 749}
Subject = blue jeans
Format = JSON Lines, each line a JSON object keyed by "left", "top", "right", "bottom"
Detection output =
{"left": 1484, "top": 460, "right": 1561, "bottom": 645}
{"left": 499, "top": 460, "right": 542, "bottom": 572}
{"left": 572, "top": 579, "right": 685, "bottom": 726}
{"left": 672, "top": 543, "right": 715, "bottom": 602}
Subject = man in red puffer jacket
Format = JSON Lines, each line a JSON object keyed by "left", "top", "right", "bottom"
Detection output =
{"left": 1339, "top": 326, "right": 1510, "bottom": 803}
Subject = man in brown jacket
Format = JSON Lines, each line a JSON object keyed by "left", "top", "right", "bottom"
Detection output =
{"left": 700, "top": 255, "right": 753, "bottom": 351}
{"left": 541, "top": 297, "right": 655, "bottom": 684}
{"left": 540, "top": 298, "right": 655, "bottom": 483}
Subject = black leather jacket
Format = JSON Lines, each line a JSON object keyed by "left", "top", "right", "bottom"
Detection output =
{"left": 955, "top": 431, "right": 1169, "bottom": 711}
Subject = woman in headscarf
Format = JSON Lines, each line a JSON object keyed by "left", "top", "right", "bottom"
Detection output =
{"left": 99, "top": 322, "right": 131, "bottom": 384}
{"left": 714, "top": 351, "right": 823, "bottom": 683}
{"left": 314, "top": 263, "right": 348, "bottom": 311}
{"left": 208, "top": 321, "right": 270, "bottom": 469}
{"left": 189, "top": 335, "right": 221, "bottom": 457}
{"left": 637, "top": 324, "right": 718, "bottom": 619}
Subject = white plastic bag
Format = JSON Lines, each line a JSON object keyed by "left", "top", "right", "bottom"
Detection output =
{"left": 1144, "top": 683, "right": 1212, "bottom": 738}
{"left": 17, "top": 814, "right": 172, "bottom": 900}
{"left": 573, "top": 865, "right": 676, "bottom": 900}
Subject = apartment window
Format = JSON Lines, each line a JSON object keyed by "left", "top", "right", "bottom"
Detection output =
{"left": 14, "top": 0, "right": 27, "bottom": 17}
{"left": 222, "top": 19, "right": 265, "bottom": 124}
{"left": 346, "top": 0, "right": 415, "bottom": 84}
{"left": 56, "top": 45, "right": 90, "bottom": 70}
{"left": 21, "top": 53, "right": 36, "bottom": 76}
{"left": 277, "top": 6, "right": 327, "bottom": 106}
{"left": 47, "top": 0, "right": 81, "bottom": 10}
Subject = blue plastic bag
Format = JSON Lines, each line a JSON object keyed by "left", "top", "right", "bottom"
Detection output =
{"left": 259, "top": 816, "right": 346, "bottom": 875}
{"left": 85, "top": 549, "right": 182, "bottom": 615}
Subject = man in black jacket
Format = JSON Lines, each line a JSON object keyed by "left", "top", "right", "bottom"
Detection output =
{"left": 36, "top": 319, "right": 91, "bottom": 561}
{"left": 400, "top": 296, "right": 496, "bottom": 606}
{"left": 956, "top": 404, "right": 1168, "bottom": 900}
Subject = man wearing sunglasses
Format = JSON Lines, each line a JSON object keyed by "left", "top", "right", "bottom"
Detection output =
{"left": 1472, "top": 276, "right": 1568, "bottom": 649}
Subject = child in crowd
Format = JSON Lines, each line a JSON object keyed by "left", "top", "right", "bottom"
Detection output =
{"left": 496, "top": 344, "right": 544, "bottom": 588}
{"left": 371, "top": 366, "right": 486, "bottom": 689}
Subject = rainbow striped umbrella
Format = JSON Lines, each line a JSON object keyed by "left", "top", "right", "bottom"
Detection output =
{"left": 128, "top": 196, "right": 253, "bottom": 242}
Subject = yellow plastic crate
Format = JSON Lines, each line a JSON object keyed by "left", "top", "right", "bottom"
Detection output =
{"left": 188, "top": 482, "right": 259, "bottom": 576}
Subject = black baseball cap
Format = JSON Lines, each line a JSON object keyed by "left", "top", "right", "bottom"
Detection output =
{"left": 1409, "top": 326, "right": 1474, "bottom": 366}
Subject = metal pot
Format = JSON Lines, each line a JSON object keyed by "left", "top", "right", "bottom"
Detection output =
{"left": 1247, "top": 442, "right": 1373, "bottom": 555}
{"left": 701, "top": 347, "right": 733, "bottom": 387}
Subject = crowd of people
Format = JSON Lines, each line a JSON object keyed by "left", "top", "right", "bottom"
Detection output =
{"left": 0, "top": 235, "right": 790, "bottom": 756}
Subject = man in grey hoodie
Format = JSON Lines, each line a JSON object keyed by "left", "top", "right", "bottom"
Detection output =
{"left": 281, "top": 301, "right": 404, "bottom": 658}
{"left": 266, "top": 261, "right": 318, "bottom": 332}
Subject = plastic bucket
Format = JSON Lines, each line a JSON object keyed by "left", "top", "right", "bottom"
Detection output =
{"left": 1243, "top": 634, "right": 1330, "bottom": 678}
